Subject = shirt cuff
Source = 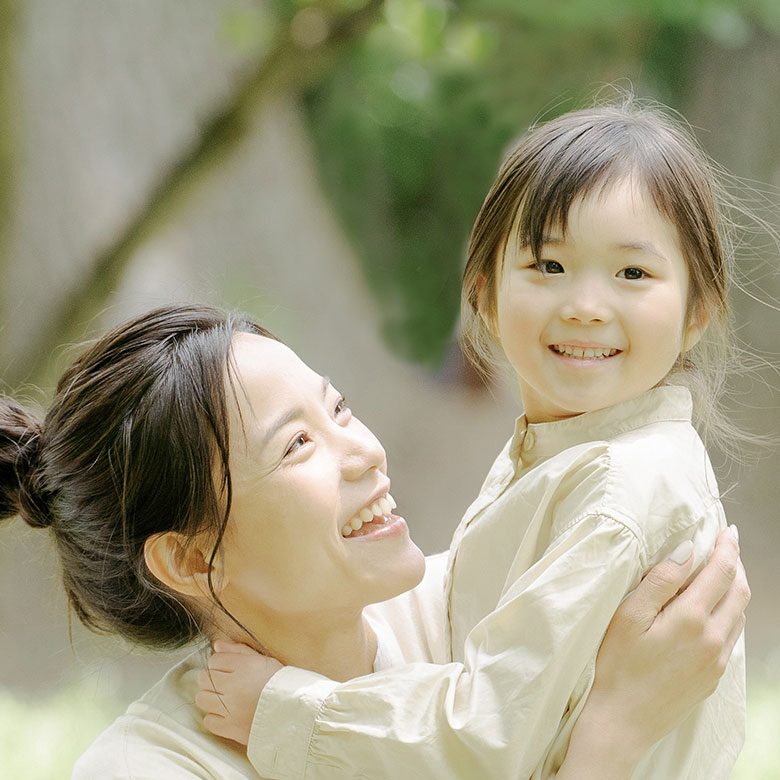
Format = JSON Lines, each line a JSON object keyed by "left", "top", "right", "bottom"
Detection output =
{"left": 247, "top": 665, "right": 340, "bottom": 779}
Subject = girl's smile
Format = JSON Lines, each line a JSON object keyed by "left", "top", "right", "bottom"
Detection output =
{"left": 495, "top": 178, "right": 705, "bottom": 424}
{"left": 549, "top": 344, "right": 621, "bottom": 360}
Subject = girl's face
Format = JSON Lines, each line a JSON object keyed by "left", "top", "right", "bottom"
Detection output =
{"left": 216, "top": 334, "right": 424, "bottom": 630}
{"left": 494, "top": 179, "right": 703, "bottom": 424}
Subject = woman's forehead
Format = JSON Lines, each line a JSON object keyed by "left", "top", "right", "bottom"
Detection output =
{"left": 231, "top": 333, "right": 311, "bottom": 378}
{"left": 228, "top": 334, "right": 323, "bottom": 419}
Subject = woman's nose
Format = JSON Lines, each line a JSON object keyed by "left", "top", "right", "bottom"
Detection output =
{"left": 341, "top": 419, "right": 387, "bottom": 480}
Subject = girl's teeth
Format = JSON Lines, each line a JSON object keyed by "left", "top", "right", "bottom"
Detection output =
{"left": 379, "top": 496, "right": 391, "bottom": 514}
{"left": 359, "top": 507, "right": 373, "bottom": 524}
{"left": 387, "top": 493, "right": 397, "bottom": 509}
{"left": 350, "top": 516, "right": 363, "bottom": 531}
{"left": 341, "top": 524, "right": 352, "bottom": 537}
{"left": 371, "top": 502, "right": 382, "bottom": 516}
{"left": 554, "top": 344, "right": 616, "bottom": 359}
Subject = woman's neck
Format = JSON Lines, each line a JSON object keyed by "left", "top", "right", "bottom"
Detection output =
{"left": 219, "top": 609, "right": 377, "bottom": 682}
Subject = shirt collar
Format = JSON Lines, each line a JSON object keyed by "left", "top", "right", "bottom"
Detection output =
{"left": 509, "top": 385, "right": 693, "bottom": 466}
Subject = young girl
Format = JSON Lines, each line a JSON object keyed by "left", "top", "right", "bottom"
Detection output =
{"left": 202, "top": 100, "right": 748, "bottom": 778}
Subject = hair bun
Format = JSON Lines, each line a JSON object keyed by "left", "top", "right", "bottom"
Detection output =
{"left": 0, "top": 399, "right": 52, "bottom": 529}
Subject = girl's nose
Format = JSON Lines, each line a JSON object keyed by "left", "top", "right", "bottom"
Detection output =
{"left": 341, "top": 419, "right": 387, "bottom": 481}
{"left": 559, "top": 278, "right": 613, "bottom": 324}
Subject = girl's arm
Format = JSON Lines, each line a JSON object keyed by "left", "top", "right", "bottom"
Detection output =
{"left": 198, "top": 528, "right": 747, "bottom": 779}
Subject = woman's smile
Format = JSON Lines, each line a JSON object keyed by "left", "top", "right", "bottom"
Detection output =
{"left": 216, "top": 334, "right": 425, "bottom": 629}
{"left": 340, "top": 491, "right": 398, "bottom": 537}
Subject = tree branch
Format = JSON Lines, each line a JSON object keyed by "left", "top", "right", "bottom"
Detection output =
{"left": 22, "top": 0, "right": 383, "bottom": 387}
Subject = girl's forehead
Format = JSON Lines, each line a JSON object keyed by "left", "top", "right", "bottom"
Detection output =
{"left": 499, "top": 178, "right": 682, "bottom": 268}
{"left": 515, "top": 176, "right": 670, "bottom": 242}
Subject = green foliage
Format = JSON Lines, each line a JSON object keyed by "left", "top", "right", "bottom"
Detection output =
{"left": 0, "top": 681, "right": 122, "bottom": 780}
{"left": 732, "top": 662, "right": 780, "bottom": 779}
{"left": 302, "top": 0, "right": 649, "bottom": 364}
{"left": 236, "top": 0, "right": 780, "bottom": 366}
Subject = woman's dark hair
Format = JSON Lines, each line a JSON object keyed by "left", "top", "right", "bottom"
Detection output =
{"left": 0, "top": 304, "right": 277, "bottom": 648}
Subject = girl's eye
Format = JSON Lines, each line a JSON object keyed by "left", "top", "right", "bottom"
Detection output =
{"left": 334, "top": 396, "right": 349, "bottom": 416}
{"left": 539, "top": 260, "right": 564, "bottom": 275}
{"left": 618, "top": 267, "right": 647, "bottom": 280}
{"left": 284, "top": 433, "right": 310, "bottom": 458}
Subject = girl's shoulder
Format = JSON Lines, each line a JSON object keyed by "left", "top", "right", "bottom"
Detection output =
{"left": 553, "top": 420, "right": 723, "bottom": 565}
{"left": 546, "top": 418, "right": 720, "bottom": 529}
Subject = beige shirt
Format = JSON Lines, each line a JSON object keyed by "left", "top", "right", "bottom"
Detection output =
{"left": 70, "top": 554, "right": 448, "bottom": 780}
{"left": 248, "top": 386, "right": 746, "bottom": 780}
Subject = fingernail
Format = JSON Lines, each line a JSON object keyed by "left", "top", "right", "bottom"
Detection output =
{"left": 729, "top": 524, "right": 739, "bottom": 544}
{"left": 669, "top": 539, "right": 693, "bottom": 564}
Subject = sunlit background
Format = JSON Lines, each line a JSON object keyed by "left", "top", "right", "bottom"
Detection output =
{"left": 0, "top": 1, "right": 778, "bottom": 776}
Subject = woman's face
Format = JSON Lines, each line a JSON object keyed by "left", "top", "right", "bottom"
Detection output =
{"left": 215, "top": 334, "right": 425, "bottom": 632}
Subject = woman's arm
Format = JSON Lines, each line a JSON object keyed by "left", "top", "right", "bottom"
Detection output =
{"left": 559, "top": 527, "right": 748, "bottom": 780}
{"left": 199, "top": 528, "right": 748, "bottom": 778}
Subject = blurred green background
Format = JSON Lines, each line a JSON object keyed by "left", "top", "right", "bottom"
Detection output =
{"left": 0, "top": 0, "right": 778, "bottom": 776}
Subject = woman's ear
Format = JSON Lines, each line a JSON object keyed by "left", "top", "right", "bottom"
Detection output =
{"left": 682, "top": 305, "right": 709, "bottom": 353}
{"left": 144, "top": 531, "right": 218, "bottom": 600}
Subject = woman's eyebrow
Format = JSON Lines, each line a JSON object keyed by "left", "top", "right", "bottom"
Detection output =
{"left": 260, "top": 376, "right": 330, "bottom": 448}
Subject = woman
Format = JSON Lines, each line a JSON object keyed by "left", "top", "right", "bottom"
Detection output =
{"left": 0, "top": 304, "right": 748, "bottom": 780}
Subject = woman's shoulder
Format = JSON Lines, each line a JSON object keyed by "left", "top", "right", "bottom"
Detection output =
{"left": 71, "top": 649, "right": 257, "bottom": 780}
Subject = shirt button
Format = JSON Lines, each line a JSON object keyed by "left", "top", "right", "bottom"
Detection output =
{"left": 524, "top": 431, "right": 535, "bottom": 450}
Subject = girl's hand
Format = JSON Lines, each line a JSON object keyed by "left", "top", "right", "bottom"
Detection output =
{"left": 561, "top": 526, "right": 749, "bottom": 779}
{"left": 196, "top": 640, "right": 284, "bottom": 747}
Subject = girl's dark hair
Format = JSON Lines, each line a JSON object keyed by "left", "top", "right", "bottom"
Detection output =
{"left": 462, "top": 96, "right": 743, "bottom": 451}
{"left": 0, "top": 304, "right": 276, "bottom": 648}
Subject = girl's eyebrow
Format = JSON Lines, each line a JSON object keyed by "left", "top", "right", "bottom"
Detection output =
{"left": 518, "top": 235, "right": 564, "bottom": 249}
{"left": 616, "top": 241, "right": 669, "bottom": 262}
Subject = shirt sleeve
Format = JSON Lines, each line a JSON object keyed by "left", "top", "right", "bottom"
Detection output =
{"left": 247, "top": 516, "right": 644, "bottom": 780}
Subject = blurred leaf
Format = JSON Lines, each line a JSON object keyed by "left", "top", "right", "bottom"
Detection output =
{"left": 220, "top": 5, "right": 277, "bottom": 54}
{"left": 699, "top": 3, "right": 753, "bottom": 45}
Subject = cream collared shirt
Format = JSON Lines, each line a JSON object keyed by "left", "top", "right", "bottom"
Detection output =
{"left": 248, "top": 386, "right": 745, "bottom": 780}
{"left": 70, "top": 555, "right": 448, "bottom": 779}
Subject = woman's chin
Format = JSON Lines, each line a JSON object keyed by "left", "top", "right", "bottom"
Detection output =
{"left": 360, "top": 539, "right": 426, "bottom": 605}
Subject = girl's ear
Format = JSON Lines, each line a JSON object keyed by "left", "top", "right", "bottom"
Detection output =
{"left": 475, "top": 273, "right": 497, "bottom": 336}
{"left": 682, "top": 305, "right": 709, "bottom": 353}
{"left": 144, "top": 531, "right": 219, "bottom": 600}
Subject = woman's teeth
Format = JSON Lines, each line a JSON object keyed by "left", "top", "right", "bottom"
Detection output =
{"left": 552, "top": 345, "right": 618, "bottom": 359}
{"left": 341, "top": 493, "right": 397, "bottom": 537}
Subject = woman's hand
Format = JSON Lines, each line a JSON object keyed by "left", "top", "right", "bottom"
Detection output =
{"left": 560, "top": 526, "right": 749, "bottom": 780}
{"left": 196, "top": 640, "right": 283, "bottom": 747}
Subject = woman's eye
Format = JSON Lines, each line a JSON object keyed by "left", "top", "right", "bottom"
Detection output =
{"left": 284, "top": 433, "right": 310, "bottom": 458}
{"left": 618, "top": 267, "right": 646, "bottom": 280}
{"left": 539, "top": 260, "right": 564, "bottom": 275}
{"left": 334, "top": 396, "right": 351, "bottom": 417}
